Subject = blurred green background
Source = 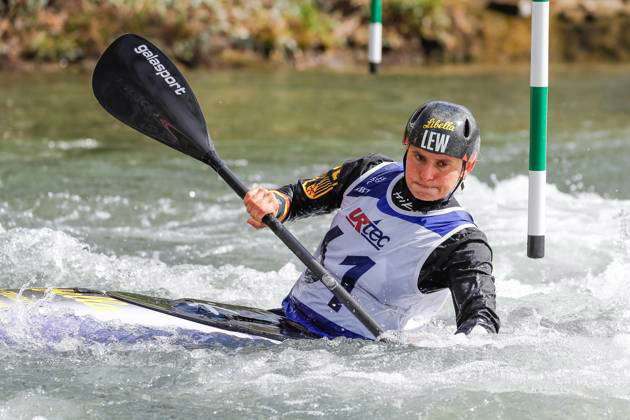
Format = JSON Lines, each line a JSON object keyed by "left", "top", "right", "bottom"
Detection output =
{"left": 1, "top": 0, "right": 629, "bottom": 70}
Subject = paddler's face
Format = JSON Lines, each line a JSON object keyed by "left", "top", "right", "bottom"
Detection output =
{"left": 403, "top": 143, "right": 472, "bottom": 201}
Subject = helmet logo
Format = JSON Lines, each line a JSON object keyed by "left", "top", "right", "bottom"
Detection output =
{"left": 420, "top": 130, "right": 450, "bottom": 154}
{"left": 422, "top": 118, "right": 455, "bottom": 131}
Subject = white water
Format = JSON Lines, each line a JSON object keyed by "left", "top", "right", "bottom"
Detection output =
{"left": 2, "top": 175, "right": 630, "bottom": 418}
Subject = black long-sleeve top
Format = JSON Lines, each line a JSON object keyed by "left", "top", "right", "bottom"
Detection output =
{"left": 273, "top": 154, "right": 500, "bottom": 334}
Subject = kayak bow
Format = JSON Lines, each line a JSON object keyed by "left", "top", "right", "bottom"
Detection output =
{"left": 0, "top": 288, "right": 318, "bottom": 347}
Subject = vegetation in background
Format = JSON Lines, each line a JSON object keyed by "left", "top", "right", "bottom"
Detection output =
{"left": 0, "top": 0, "right": 628, "bottom": 70}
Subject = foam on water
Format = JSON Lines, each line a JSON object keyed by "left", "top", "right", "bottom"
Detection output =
{"left": 2, "top": 176, "right": 630, "bottom": 418}
{"left": 0, "top": 227, "right": 297, "bottom": 307}
{"left": 0, "top": 392, "right": 85, "bottom": 420}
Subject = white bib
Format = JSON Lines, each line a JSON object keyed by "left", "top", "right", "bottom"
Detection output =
{"left": 285, "top": 162, "right": 476, "bottom": 339}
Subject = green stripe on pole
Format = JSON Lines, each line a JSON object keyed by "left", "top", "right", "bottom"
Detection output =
{"left": 371, "top": 0, "right": 382, "bottom": 23}
{"left": 532, "top": 0, "right": 549, "bottom": 2}
{"left": 529, "top": 86, "right": 548, "bottom": 171}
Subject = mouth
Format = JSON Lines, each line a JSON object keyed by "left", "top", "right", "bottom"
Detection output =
{"left": 414, "top": 183, "right": 438, "bottom": 191}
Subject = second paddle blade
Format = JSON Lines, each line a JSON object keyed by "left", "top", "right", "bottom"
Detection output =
{"left": 92, "top": 33, "right": 213, "bottom": 162}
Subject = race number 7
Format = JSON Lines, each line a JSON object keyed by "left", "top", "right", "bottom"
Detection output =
{"left": 328, "top": 256, "right": 375, "bottom": 311}
{"left": 320, "top": 226, "right": 376, "bottom": 312}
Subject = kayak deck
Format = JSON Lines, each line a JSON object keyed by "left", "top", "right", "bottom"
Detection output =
{"left": 107, "top": 290, "right": 318, "bottom": 341}
{"left": 0, "top": 288, "right": 318, "bottom": 347}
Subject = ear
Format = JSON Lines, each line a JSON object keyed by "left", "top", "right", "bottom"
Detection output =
{"left": 464, "top": 159, "right": 477, "bottom": 175}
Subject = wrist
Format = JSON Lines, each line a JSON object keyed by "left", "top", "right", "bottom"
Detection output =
{"left": 271, "top": 190, "right": 291, "bottom": 221}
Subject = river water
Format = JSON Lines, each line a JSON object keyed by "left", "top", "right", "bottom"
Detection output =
{"left": 1, "top": 65, "right": 630, "bottom": 419}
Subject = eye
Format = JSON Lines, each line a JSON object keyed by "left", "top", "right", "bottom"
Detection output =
{"left": 414, "top": 152, "right": 425, "bottom": 162}
{"left": 436, "top": 160, "right": 449, "bottom": 169}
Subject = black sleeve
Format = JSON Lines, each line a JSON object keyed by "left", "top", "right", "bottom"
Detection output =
{"left": 418, "top": 227, "right": 500, "bottom": 334}
{"left": 275, "top": 153, "right": 393, "bottom": 222}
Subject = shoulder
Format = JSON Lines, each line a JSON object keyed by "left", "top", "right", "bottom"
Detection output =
{"left": 429, "top": 226, "right": 493, "bottom": 271}
{"left": 447, "top": 225, "right": 490, "bottom": 245}
{"left": 341, "top": 154, "right": 395, "bottom": 176}
{"left": 336, "top": 154, "right": 395, "bottom": 192}
{"left": 418, "top": 226, "right": 494, "bottom": 291}
{"left": 444, "top": 226, "right": 492, "bottom": 259}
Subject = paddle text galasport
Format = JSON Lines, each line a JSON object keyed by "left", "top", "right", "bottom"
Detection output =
{"left": 133, "top": 44, "right": 187, "bottom": 96}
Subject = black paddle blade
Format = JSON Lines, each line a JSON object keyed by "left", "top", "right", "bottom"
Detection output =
{"left": 92, "top": 34, "right": 214, "bottom": 162}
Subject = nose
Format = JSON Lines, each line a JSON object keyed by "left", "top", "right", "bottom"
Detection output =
{"left": 417, "top": 162, "right": 436, "bottom": 181}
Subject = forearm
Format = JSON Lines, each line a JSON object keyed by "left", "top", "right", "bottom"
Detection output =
{"left": 447, "top": 242, "right": 500, "bottom": 334}
{"left": 419, "top": 229, "right": 501, "bottom": 334}
{"left": 450, "top": 270, "right": 500, "bottom": 334}
{"left": 274, "top": 171, "right": 342, "bottom": 221}
{"left": 273, "top": 154, "right": 393, "bottom": 222}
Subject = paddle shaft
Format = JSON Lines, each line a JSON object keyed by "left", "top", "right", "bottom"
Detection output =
{"left": 203, "top": 151, "right": 385, "bottom": 338}
{"left": 91, "top": 34, "right": 386, "bottom": 340}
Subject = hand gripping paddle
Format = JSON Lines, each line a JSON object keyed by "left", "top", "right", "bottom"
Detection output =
{"left": 92, "top": 34, "right": 385, "bottom": 339}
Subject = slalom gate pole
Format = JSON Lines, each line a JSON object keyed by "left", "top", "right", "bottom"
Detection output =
{"left": 368, "top": 0, "right": 382, "bottom": 74}
{"left": 527, "top": 0, "right": 549, "bottom": 258}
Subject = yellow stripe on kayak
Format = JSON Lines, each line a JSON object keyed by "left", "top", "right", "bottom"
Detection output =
{"left": 50, "top": 288, "right": 128, "bottom": 312}
{"left": 0, "top": 290, "right": 32, "bottom": 302}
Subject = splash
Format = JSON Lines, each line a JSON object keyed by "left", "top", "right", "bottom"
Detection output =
{"left": 2, "top": 176, "right": 630, "bottom": 418}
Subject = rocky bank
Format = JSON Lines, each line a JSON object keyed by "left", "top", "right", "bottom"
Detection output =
{"left": 0, "top": 0, "right": 629, "bottom": 70}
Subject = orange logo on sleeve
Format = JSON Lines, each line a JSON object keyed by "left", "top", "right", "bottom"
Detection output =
{"left": 302, "top": 166, "right": 341, "bottom": 199}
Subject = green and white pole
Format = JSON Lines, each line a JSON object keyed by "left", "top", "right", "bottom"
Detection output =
{"left": 528, "top": 0, "right": 549, "bottom": 258}
{"left": 369, "top": 0, "right": 382, "bottom": 74}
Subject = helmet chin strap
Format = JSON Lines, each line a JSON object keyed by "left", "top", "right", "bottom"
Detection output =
{"left": 402, "top": 148, "right": 408, "bottom": 172}
{"left": 442, "top": 161, "right": 467, "bottom": 204}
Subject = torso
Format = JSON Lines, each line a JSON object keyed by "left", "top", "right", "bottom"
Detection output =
{"left": 283, "top": 162, "right": 477, "bottom": 339}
